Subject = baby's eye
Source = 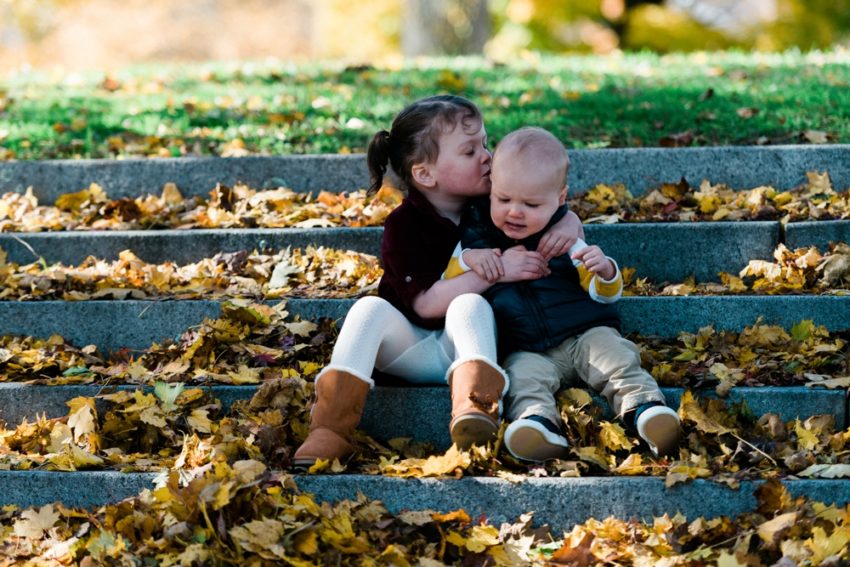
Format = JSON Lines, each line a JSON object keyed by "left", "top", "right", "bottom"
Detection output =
{"left": 497, "top": 197, "right": 509, "bottom": 203}
{"left": 526, "top": 203, "right": 540, "bottom": 208}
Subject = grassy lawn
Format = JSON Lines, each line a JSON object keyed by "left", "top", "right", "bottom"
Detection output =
{"left": 0, "top": 50, "right": 848, "bottom": 160}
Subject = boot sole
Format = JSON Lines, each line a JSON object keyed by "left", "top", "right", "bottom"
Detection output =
{"left": 639, "top": 412, "right": 680, "bottom": 457}
{"left": 450, "top": 414, "right": 498, "bottom": 450}
{"left": 504, "top": 420, "right": 570, "bottom": 463}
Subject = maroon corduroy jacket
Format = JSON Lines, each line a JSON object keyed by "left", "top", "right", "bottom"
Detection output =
{"left": 377, "top": 188, "right": 461, "bottom": 330}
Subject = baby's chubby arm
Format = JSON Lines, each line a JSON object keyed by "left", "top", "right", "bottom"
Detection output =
{"left": 569, "top": 239, "right": 622, "bottom": 303}
{"left": 571, "top": 243, "right": 616, "bottom": 280}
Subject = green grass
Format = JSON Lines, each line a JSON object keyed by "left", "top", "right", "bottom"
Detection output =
{"left": 1, "top": 50, "right": 849, "bottom": 160}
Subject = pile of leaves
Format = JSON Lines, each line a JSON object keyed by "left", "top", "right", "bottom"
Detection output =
{"left": 638, "top": 319, "right": 848, "bottom": 393}
{"left": 2, "top": 337, "right": 850, "bottom": 563}
{"left": 625, "top": 242, "right": 850, "bottom": 296}
{"left": 0, "top": 300, "right": 846, "bottom": 389}
{"left": 0, "top": 171, "right": 848, "bottom": 233}
{"left": 3, "top": 465, "right": 848, "bottom": 566}
{"left": 0, "top": 240, "right": 846, "bottom": 302}
{"left": 3, "top": 373, "right": 850, "bottom": 483}
{"left": 572, "top": 171, "right": 850, "bottom": 223}
{"left": 0, "top": 245, "right": 382, "bottom": 300}
{"left": 0, "top": 182, "right": 402, "bottom": 231}
{"left": 0, "top": 301, "right": 336, "bottom": 385}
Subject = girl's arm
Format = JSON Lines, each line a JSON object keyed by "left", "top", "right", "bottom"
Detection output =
{"left": 413, "top": 246, "right": 549, "bottom": 319}
{"left": 537, "top": 209, "right": 585, "bottom": 261}
{"left": 411, "top": 271, "right": 492, "bottom": 320}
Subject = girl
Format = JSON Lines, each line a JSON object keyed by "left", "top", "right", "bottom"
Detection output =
{"left": 293, "top": 95, "right": 583, "bottom": 467}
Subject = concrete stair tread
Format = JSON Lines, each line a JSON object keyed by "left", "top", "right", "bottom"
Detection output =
{"left": 2, "top": 221, "right": 847, "bottom": 283}
{"left": 1, "top": 470, "right": 849, "bottom": 532}
{"left": 3, "top": 146, "right": 849, "bottom": 200}
{"left": 0, "top": 296, "right": 846, "bottom": 353}
{"left": 0, "top": 384, "right": 844, "bottom": 447}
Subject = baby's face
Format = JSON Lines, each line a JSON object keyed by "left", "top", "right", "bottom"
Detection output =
{"left": 489, "top": 155, "right": 565, "bottom": 240}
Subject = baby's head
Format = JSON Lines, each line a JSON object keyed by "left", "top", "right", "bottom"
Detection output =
{"left": 490, "top": 127, "right": 569, "bottom": 240}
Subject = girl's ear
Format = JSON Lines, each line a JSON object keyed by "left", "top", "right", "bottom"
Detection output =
{"left": 411, "top": 162, "right": 436, "bottom": 189}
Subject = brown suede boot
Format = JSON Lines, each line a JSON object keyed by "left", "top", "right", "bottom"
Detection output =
{"left": 449, "top": 360, "right": 506, "bottom": 450}
{"left": 292, "top": 369, "right": 371, "bottom": 467}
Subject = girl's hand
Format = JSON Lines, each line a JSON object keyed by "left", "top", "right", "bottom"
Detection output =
{"left": 537, "top": 210, "right": 584, "bottom": 261}
{"left": 463, "top": 248, "right": 504, "bottom": 283}
{"left": 499, "top": 246, "right": 550, "bottom": 282}
{"left": 572, "top": 245, "right": 616, "bottom": 280}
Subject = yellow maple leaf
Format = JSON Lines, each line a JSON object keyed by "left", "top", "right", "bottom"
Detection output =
{"left": 794, "top": 420, "right": 821, "bottom": 451}
{"left": 67, "top": 397, "right": 98, "bottom": 443}
{"left": 598, "top": 421, "right": 634, "bottom": 452}
{"left": 613, "top": 453, "right": 646, "bottom": 475}
{"left": 13, "top": 504, "right": 60, "bottom": 540}
{"left": 465, "top": 525, "right": 501, "bottom": 553}
{"left": 421, "top": 445, "right": 472, "bottom": 477}
{"left": 807, "top": 525, "right": 850, "bottom": 564}
{"left": 678, "top": 390, "right": 733, "bottom": 435}
{"left": 757, "top": 511, "right": 798, "bottom": 547}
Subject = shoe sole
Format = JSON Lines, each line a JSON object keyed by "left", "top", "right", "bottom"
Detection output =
{"left": 450, "top": 414, "right": 498, "bottom": 450}
{"left": 640, "top": 413, "right": 680, "bottom": 457}
{"left": 504, "top": 422, "right": 570, "bottom": 462}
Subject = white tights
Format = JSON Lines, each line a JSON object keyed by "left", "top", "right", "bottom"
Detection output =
{"left": 320, "top": 294, "right": 502, "bottom": 386}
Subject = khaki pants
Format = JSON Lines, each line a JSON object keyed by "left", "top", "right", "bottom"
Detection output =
{"left": 503, "top": 326, "right": 665, "bottom": 425}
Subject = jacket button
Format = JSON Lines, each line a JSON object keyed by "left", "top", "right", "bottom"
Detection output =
{"left": 404, "top": 276, "right": 412, "bottom": 282}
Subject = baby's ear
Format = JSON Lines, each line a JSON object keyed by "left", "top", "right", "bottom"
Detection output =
{"left": 411, "top": 162, "right": 436, "bottom": 189}
{"left": 558, "top": 184, "right": 568, "bottom": 205}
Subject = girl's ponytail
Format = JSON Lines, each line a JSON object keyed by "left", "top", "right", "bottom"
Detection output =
{"left": 367, "top": 129, "right": 392, "bottom": 193}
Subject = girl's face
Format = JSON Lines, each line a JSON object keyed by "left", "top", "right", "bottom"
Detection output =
{"left": 427, "top": 119, "right": 491, "bottom": 198}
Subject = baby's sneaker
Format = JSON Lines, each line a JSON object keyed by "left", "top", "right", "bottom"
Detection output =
{"left": 504, "top": 415, "right": 570, "bottom": 463}
{"left": 635, "top": 404, "right": 680, "bottom": 457}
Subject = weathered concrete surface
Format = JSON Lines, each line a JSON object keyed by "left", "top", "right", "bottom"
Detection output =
{"left": 0, "top": 384, "right": 843, "bottom": 447}
{"left": 585, "top": 221, "right": 778, "bottom": 282}
{"left": 0, "top": 296, "right": 847, "bottom": 353}
{"left": 0, "top": 155, "right": 369, "bottom": 200}
{"left": 0, "top": 222, "right": 779, "bottom": 283}
{"left": 293, "top": 476, "right": 850, "bottom": 532}
{"left": 618, "top": 295, "right": 850, "bottom": 334}
{"left": 1, "top": 145, "right": 847, "bottom": 200}
{"left": 0, "top": 227, "right": 384, "bottom": 265}
{"left": 784, "top": 220, "right": 850, "bottom": 251}
{"left": 2, "top": 471, "right": 849, "bottom": 533}
{"left": 568, "top": 145, "right": 850, "bottom": 195}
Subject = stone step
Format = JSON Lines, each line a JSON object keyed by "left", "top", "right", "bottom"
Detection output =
{"left": 0, "top": 222, "right": 783, "bottom": 283}
{"left": 0, "top": 296, "right": 845, "bottom": 353}
{"left": 0, "top": 384, "right": 844, "bottom": 447}
{"left": 2, "top": 145, "right": 848, "bottom": 200}
{"left": 785, "top": 220, "right": 850, "bottom": 251}
{"left": 1, "top": 470, "right": 848, "bottom": 532}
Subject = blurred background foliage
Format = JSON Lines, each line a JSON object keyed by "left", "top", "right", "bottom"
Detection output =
{"left": 1, "top": 0, "right": 849, "bottom": 71}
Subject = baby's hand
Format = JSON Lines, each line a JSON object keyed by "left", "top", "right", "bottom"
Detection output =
{"left": 537, "top": 210, "right": 584, "bottom": 261}
{"left": 499, "top": 246, "right": 550, "bottom": 282}
{"left": 464, "top": 248, "right": 504, "bottom": 283}
{"left": 572, "top": 245, "right": 616, "bottom": 280}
